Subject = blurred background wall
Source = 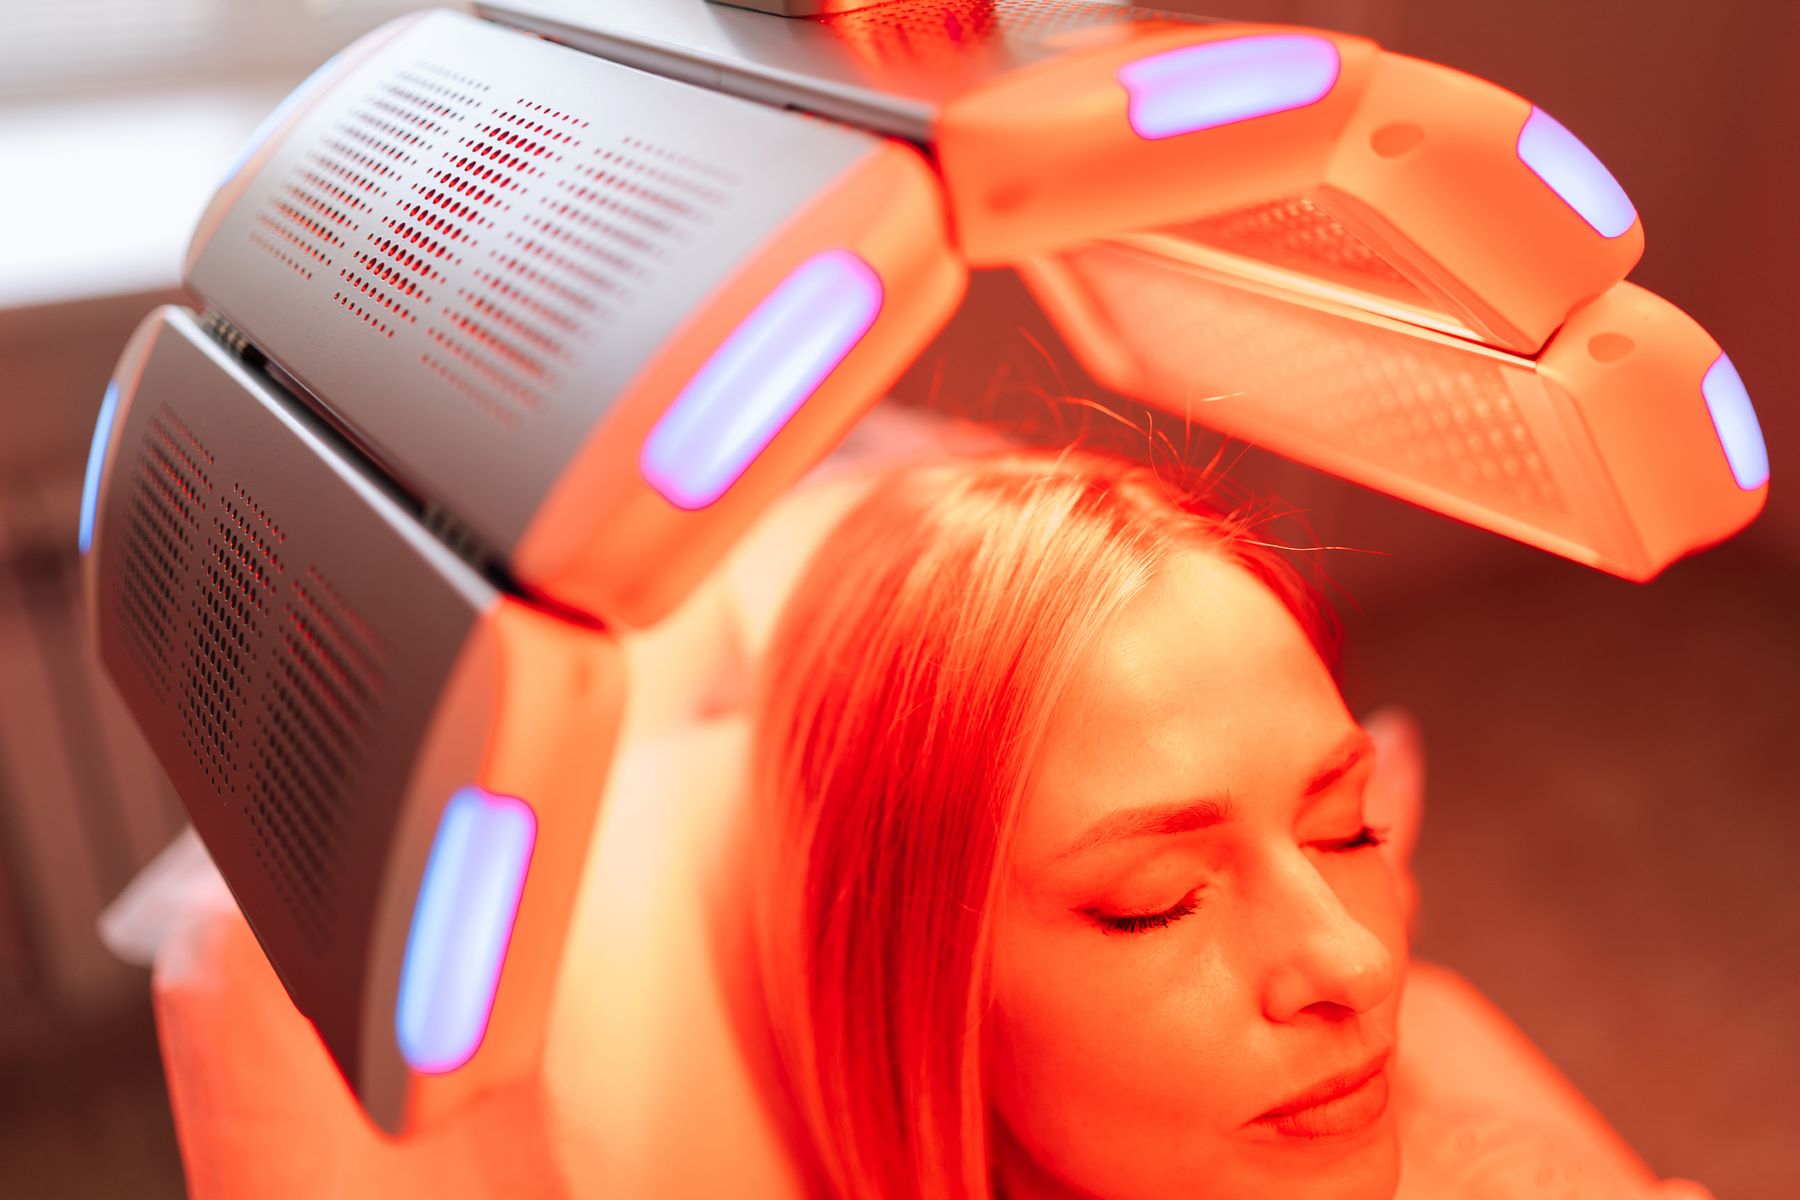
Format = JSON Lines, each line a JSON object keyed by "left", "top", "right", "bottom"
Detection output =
{"left": 0, "top": 0, "right": 1793, "bottom": 1197}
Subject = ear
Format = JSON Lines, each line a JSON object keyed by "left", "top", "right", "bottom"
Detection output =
{"left": 1360, "top": 705, "right": 1425, "bottom": 927}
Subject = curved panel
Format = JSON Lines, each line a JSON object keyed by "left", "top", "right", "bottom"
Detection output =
{"left": 90, "top": 307, "right": 495, "bottom": 1081}
{"left": 185, "top": 10, "right": 892, "bottom": 577}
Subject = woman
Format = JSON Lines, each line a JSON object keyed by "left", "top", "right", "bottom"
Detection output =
{"left": 752, "top": 445, "right": 1395, "bottom": 1199}
{"left": 748, "top": 447, "right": 1709, "bottom": 1200}
{"left": 140, "top": 441, "right": 1714, "bottom": 1199}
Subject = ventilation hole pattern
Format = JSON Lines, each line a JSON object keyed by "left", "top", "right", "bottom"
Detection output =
{"left": 344, "top": 110, "right": 425, "bottom": 160}
{"left": 425, "top": 324, "right": 540, "bottom": 407}
{"left": 251, "top": 565, "right": 390, "bottom": 951}
{"left": 416, "top": 93, "right": 562, "bottom": 419}
{"left": 411, "top": 61, "right": 492, "bottom": 96}
{"left": 379, "top": 215, "right": 458, "bottom": 262}
{"left": 251, "top": 118, "right": 386, "bottom": 281}
{"left": 339, "top": 267, "right": 416, "bottom": 324}
{"left": 511, "top": 99, "right": 586, "bottom": 127}
{"left": 114, "top": 407, "right": 210, "bottom": 690}
{"left": 319, "top": 137, "right": 404, "bottom": 182}
{"left": 396, "top": 198, "right": 475, "bottom": 242}
{"left": 618, "top": 135, "right": 740, "bottom": 186}
{"left": 456, "top": 134, "right": 548, "bottom": 178}
{"left": 433, "top": 153, "right": 527, "bottom": 193}
{"left": 421, "top": 351, "right": 521, "bottom": 428}
{"left": 250, "top": 231, "right": 315, "bottom": 280}
{"left": 456, "top": 289, "right": 564, "bottom": 356}
{"left": 481, "top": 257, "right": 598, "bottom": 316}
{"left": 117, "top": 495, "right": 178, "bottom": 687}
{"left": 107, "top": 406, "right": 390, "bottom": 953}
{"left": 353, "top": 250, "right": 432, "bottom": 301}
{"left": 537, "top": 187, "right": 669, "bottom": 260}
{"left": 486, "top": 110, "right": 579, "bottom": 146}
{"left": 295, "top": 164, "right": 376, "bottom": 211}
{"left": 596, "top": 141, "right": 733, "bottom": 207}
{"left": 304, "top": 149, "right": 388, "bottom": 199}
{"left": 366, "top": 236, "right": 444, "bottom": 284}
{"left": 503, "top": 232, "right": 628, "bottom": 295}
{"left": 421, "top": 167, "right": 508, "bottom": 209}
{"left": 256, "top": 211, "right": 333, "bottom": 266}
{"left": 282, "top": 182, "right": 359, "bottom": 232}
{"left": 378, "top": 82, "right": 463, "bottom": 125}
{"left": 271, "top": 198, "right": 346, "bottom": 248}
{"left": 243, "top": 58, "right": 741, "bottom": 424}
{"left": 817, "top": 0, "right": 1152, "bottom": 70}
{"left": 334, "top": 291, "right": 395, "bottom": 337}
{"left": 438, "top": 306, "right": 548, "bottom": 377}
{"left": 181, "top": 476, "right": 283, "bottom": 800}
{"left": 409, "top": 184, "right": 492, "bottom": 228}
{"left": 469, "top": 268, "right": 585, "bottom": 332}
{"left": 1063, "top": 247, "right": 1568, "bottom": 513}
{"left": 1165, "top": 195, "right": 1442, "bottom": 314}
{"left": 395, "top": 69, "right": 487, "bottom": 109}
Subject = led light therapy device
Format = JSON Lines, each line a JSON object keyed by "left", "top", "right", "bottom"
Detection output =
{"left": 85, "top": 307, "right": 627, "bottom": 1132}
{"left": 85, "top": 0, "right": 1765, "bottom": 1135}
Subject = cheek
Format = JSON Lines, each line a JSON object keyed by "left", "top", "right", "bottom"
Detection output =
{"left": 983, "top": 918, "right": 1255, "bottom": 1181}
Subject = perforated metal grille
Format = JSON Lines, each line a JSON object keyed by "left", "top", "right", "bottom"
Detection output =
{"left": 1164, "top": 195, "right": 1444, "bottom": 315}
{"left": 115, "top": 405, "right": 210, "bottom": 691}
{"left": 1061, "top": 245, "right": 1568, "bottom": 514}
{"left": 112, "top": 407, "right": 391, "bottom": 951}
{"left": 252, "top": 561, "right": 389, "bottom": 951}
{"left": 181, "top": 479, "right": 268, "bottom": 798}
{"left": 247, "top": 59, "right": 738, "bottom": 428}
{"left": 816, "top": 0, "right": 1154, "bottom": 69}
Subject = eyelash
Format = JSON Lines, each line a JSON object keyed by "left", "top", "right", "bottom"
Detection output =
{"left": 1086, "top": 825, "right": 1391, "bottom": 936}
{"left": 1089, "top": 892, "right": 1202, "bottom": 936}
{"left": 1321, "top": 824, "right": 1391, "bottom": 853}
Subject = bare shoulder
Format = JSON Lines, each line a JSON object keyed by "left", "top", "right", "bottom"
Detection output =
{"left": 1396, "top": 1101, "right": 1713, "bottom": 1200}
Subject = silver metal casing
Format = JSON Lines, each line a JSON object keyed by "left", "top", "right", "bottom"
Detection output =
{"left": 184, "top": 8, "right": 965, "bottom": 627}
{"left": 86, "top": 307, "right": 624, "bottom": 1131}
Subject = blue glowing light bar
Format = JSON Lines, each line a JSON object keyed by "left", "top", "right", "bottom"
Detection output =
{"left": 1117, "top": 35, "right": 1340, "bottom": 141}
{"left": 1515, "top": 107, "right": 1636, "bottom": 239}
{"left": 79, "top": 382, "right": 122, "bottom": 555}
{"left": 1701, "top": 353, "right": 1769, "bottom": 491}
{"left": 640, "top": 249, "right": 883, "bottom": 510}
{"left": 396, "top": 787, "right": 537, "bottom": 1075}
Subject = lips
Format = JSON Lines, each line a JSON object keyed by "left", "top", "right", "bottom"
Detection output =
{"left": 1249, "top": 1049, "right": 1392, "bottom": 1139}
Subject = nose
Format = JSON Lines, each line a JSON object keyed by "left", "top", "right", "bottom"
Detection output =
{"left": 1255, "top": 856, "right": 1397, "bottom": 1023}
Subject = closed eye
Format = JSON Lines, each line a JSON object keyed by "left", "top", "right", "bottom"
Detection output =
{"left": 1083, "top": 889, "right": 1203, "bottom": 935}
{"left": 1315, "top": 824, "right": 1389, "bottom": 853}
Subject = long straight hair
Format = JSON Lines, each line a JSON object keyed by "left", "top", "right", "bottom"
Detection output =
{"left": 750, "top": 447, "right": 1339, "bottom": 1199}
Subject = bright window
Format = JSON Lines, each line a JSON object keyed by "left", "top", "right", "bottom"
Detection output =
{"left": 0, "top": 0, "right": 431, "bottom": 104}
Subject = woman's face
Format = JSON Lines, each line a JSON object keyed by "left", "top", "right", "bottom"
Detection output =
{"left": 986, "top": 551, "right": 1407, "bottom": 1200}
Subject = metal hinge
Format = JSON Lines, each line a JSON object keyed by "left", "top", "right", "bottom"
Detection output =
{"left": 198, "top": 310, "right": 259, "bottom": 366}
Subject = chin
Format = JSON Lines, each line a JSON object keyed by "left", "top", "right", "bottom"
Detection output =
{"left": 1006, "top": 1120, "right": 1403, "bottom": 1200}
{"left": 1267, "top": 1120, "right": 1402, "bottom": 1200}
{"left": 1209, "top": 1113, "right": 1401, "bottom": 1200}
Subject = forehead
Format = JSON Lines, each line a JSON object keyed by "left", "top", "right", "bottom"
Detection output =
{"left": 1018, "top": 551, "right": 1348, "bottom": 867}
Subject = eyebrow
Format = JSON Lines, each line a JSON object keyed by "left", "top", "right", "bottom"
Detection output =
{"left": 1302, "top": 729, "right": 1376, "bottom": 800}
{"left": 1053, "top": 728, "right": 1375, "bottom": 862}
